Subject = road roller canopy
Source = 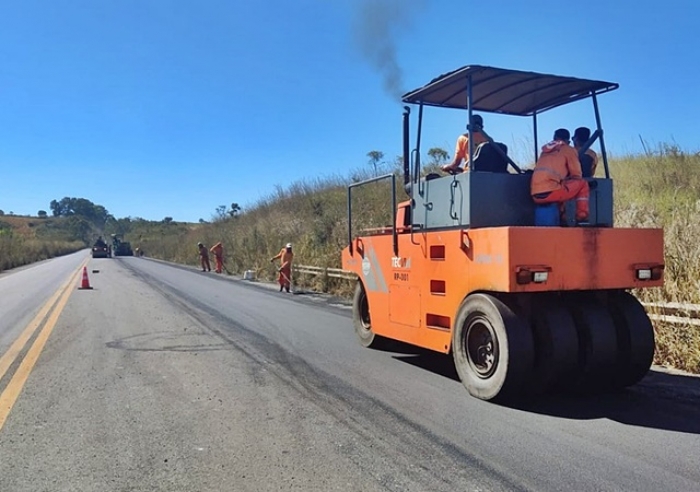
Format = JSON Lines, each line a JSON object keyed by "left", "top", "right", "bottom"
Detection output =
{"left": 401, "top": 65, "right": 618, "bottom": 116}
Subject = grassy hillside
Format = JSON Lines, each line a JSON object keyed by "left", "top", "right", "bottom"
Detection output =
{"left": 611, "top": 146, "right": 700, "bottom": 304}
{"left": 137, "top": 173, "right": 399, "bottom": 295}
{"left": 0, "top": 215, "right": 85, "bottom": 272}
{"left": 609, "top": 146, "right": 700, "bottom": 372}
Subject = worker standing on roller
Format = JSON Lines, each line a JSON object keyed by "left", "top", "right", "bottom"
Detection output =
{"left": 271, "top": 243, "right": 294, "bottom": 293}
{"left": 210, "top": 242, "right": 224, "bottom": 274}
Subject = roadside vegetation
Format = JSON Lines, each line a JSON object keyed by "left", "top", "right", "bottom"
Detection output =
{"left": 1, "top": 197, "right": 128, "bottom": 272}
{"left": 2, "top": 146, "right": 698, "bottom": 373}
{"left": 610, "top": 144, "right": 700, "bottom": 373}
{"left": 0, "top": 215, "right": 85, "bottom": 272}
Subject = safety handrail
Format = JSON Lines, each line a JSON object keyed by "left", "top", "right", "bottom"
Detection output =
{"left": 578, "top": 129, "right": 602, "bottom": 158}
{"left": 347, "top": 173, "right": 397, "bottom": 257}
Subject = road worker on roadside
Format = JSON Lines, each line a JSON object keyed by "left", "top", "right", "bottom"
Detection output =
{"left": 210, "top": 242, "right": 224, "bottom": 274}
{"left": 197, "top": 242, "right": 211, "bottom": 272}
{"left": 531, "top": 128, "right": 590, "bottom": 224}
{"left": 572, "top": 126, "right": 599, "bottom": 177}
{"left": 441, "top": 114, "right": 489, "bottom": 174}
{"left": 270, "top": 243, "right": 294, "bottom": 293}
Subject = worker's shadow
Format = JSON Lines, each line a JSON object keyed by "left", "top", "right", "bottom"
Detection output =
{"left": 392, "top": 347, "right": 700, "bottom": 435}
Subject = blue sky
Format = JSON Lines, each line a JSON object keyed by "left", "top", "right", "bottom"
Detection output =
{"left": 1, "top": 0, "right": 698, "bottom": 222}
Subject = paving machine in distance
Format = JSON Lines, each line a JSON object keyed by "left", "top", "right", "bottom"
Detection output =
{"left": 111, "top": 234, "right": 134, "bottom": 256}
{"left": 342, "top": 65, "right": 664, "bottom": 402}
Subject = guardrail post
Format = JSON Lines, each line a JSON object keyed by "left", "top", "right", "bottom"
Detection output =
{"left": 321, "top": 267, "right": 328, "bottom": 292}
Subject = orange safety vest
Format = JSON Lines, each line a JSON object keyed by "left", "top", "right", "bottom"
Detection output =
{"left": 531, "top": 140, "right": 583, "bottom": 196}
{"left": 210, "top": 242, "right": 223, "bottom": 257}
{"left": 273, "top": 248, "right": 293, "bottom": 270}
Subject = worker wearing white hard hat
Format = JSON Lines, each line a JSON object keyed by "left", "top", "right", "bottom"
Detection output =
{"left": 271, "top": 243, "right": 294, "bottom": 292}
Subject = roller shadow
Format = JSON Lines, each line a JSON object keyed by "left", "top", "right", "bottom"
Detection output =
{"left": 392, "top": 347, "right": 700, "bottom": 435}
{"left": 391, "top": 348, "right": 460, "bottom": 381}
{"left": 510, "top": 370, "right": 700, "bottom": 435}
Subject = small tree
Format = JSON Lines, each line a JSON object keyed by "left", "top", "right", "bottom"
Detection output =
{"left": 162, "top": 216, "right": 173, "bottom": 224}
{"left": 367, "top": 150, "right": 385, "bottom": 176}
{"left": 228, "top": 202, "right": 241, "bottom": 218}
{"left": 213, "top": 205, "right": 228, "bottom": 221}
{"left": 38, "top": 210, "right": 48, "bottom": 218}
{"left": 427, "top": 147, "right": 450, "bottom": 166}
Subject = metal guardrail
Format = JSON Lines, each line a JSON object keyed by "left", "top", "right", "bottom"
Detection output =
{"left": 642, "top": 302, "right": 700, "bottom": 326}
{"left": 295, "top": 265, "right": 357, "bottom": 281}
{"left": 296, "top": 264, "right": 699, "bottom": 326}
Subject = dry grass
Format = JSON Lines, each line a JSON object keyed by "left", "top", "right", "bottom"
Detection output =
{"left": 611, "top": 145, "right": 700, "bottom": 305}
{"left": 609, "top": 144, "right": 700, "bottom": 371}
{"left": 653, "top": 321, "right": 700, "bottom": 374}
{"left": 0, "top": 216, "right": 85, "bottom": 272}
{"left": 139, "top": 170, "right": 401, "bottom": 291}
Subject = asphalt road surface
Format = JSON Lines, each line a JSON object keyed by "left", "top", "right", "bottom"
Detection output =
{"left": 1, "top": 251, "right": 699, "bottom": 491}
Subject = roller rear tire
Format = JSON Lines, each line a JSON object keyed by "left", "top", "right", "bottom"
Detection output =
{"left": 529, "top": 295, "right": 580, "bottom": 394}
{"left": 565, "top": 295, "right": 618, "bottom": 392}
{"left": 353, "top": 281, "right": 386, "bottom": 349}
{"left": 606, "top": 291, "right": 655, "bottom": 388}
{"left": 452, "top": 294, "right": 534, "bottom": 401}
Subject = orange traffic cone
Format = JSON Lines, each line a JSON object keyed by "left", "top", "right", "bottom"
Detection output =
{"left": 78, "top": 266, "right": 93, "bottom": 290}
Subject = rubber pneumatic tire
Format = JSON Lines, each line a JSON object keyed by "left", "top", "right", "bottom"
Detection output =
{"left": 452, "top": 293, "right": 534, "bottom": 402}
{"left": 607, "top": 291, "right": 655, "bottom": 388}
{"left": 529, "top": 295, "right": 580, "bottom": 394}
{"left": 565, "top": 295, "right": 618, "bottom": 392}
{"left": 352, "top": 281, "right": 385, "bottom": 349}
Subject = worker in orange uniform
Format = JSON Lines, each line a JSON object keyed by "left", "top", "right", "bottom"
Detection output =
{"left": 270, "top": 243, "right": 294, "bottom": 293}
{"left": 572, "top": 126, "right": 598, "bottom": 177}
{"left": 531, "top": 128, "right": 590, "bottom": 224}
{"left": 441, "top": 114, "right": 488, "bottom": 173}
{"left": 197, "top": 242, "right": 211, "bottom": 272}
{"left": 210, "top": 242, "right": 224, "bottom": 274}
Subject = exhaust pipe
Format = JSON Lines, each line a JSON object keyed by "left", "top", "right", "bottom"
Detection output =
{"left": 403, "top": 106, "right": 411, "bottom": 188}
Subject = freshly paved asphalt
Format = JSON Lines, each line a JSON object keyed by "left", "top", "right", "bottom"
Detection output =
{"left": 1, "top": 252, "right": 699, "bottom": 491}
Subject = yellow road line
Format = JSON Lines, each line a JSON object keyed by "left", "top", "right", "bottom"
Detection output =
{"left": 0, "top": 268, "right": 77, "bottom": 383}
{"left": 0, "top": 259, "right": 87, "bottom": 382}
{"left": 0, "top": 261, "right": 87, "bottom": 431}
